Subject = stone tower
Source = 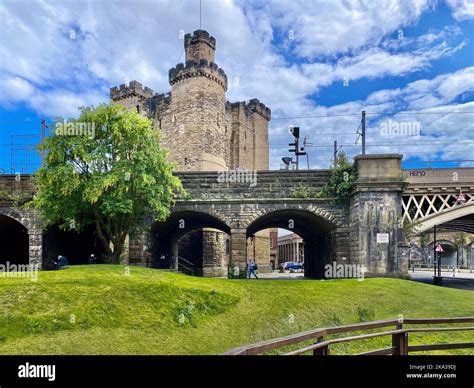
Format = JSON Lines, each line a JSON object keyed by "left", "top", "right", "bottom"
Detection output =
{"left": 110, "top": 30, "right": 272, "bottom": 276}
{"left": 166, "top": 30, "right": 228, "bottom": 171}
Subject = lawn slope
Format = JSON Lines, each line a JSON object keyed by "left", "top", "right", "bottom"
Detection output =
{"left": 0, "top": 265, "right": 472, "bottom": 355}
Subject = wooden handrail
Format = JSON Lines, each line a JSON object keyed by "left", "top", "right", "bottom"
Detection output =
{"left": 224, "top": 317, "right": 474, "bottom": 356}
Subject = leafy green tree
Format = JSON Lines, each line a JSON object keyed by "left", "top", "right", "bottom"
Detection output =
{"left": 317, "top": 150, "right": 357, "bottom": 202}
{"left": 31, "top": 104, "right": 185, "bottom": 263}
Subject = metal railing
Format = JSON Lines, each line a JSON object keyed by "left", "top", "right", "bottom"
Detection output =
{"left": 177, "top": 256, "right": 196, "bottom": 276}
{"left": 224, "top": 317, "right": 474, "bottom": 355}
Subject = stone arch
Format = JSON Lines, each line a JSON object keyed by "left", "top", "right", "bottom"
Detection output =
{"left": 150, "top": 208, "right": 232, "bottom": 276}
{"left": 244, "top": 205, "right": 344, "bottom": 278}
{"left": 169, "top": 204, "right": 233, "bottom": 233}
{"left": 0, "top": 211, "right": 29, "bottom": 265}
{"left": 427, "top": 239, "right": 459, "bottom": 268}
{"left": 0, "top": 207, "right": 30, "bottom": 231}
{"left": 243, "top": 203, "right": 343, "bottom": 230}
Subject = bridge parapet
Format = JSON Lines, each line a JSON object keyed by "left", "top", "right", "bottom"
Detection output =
{"left": 0, "top": 174, "right": 36, "bottom": 204}
{"left": 175, "top": 170, "right": 332, "bottom": 200}
{"left": 403, "top": 168, "right": 474, "bottom": 194}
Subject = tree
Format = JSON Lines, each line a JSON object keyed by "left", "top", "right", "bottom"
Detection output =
{"left": 317, "top": 150, "right": 357, "bottom": 202}
{"left": 31, "top": 104, "right": 185, "bottom": 263}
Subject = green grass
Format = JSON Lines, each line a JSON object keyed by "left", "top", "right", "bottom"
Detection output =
{"left": 0, "top": 265, "right": 473, "bottom": 355}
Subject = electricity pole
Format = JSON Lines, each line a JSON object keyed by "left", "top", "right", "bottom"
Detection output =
{"left": 40, "top": 119, "right": 47, "bottom": 167}
{"left": 361, "top": 110, "right": 366, "bottom": 155}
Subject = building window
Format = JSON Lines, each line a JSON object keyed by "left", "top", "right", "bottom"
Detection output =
{"left": 136, "top": 105, "right": 140, "bottom": 114}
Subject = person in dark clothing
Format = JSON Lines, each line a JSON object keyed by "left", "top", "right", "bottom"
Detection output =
{"left": 247, "top": 258, "right": 259, "bottom": 279}
{"left": 88, "top": 254, "right": 96, "bottom": 264}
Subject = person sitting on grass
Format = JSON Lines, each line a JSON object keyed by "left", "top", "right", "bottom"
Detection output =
{"left": 247, "top": 258, "right": 259, "bottom": 279}
{"left": 88, "top": 254, "right": 96, "bottom": 265}
{"left": 54, "top": 255, "right": 68, "bottom": 270}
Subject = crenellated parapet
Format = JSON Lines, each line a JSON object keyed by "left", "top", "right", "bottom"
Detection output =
{"left": 110, "top": 80, "right": 154, "bottom": 101}
{"left": 229, "top": 98, "right": 271, "bottom": 121}
{"left": 150, "top": 92, "right": 171, "bottom": 114}
{"left": 184, "top": 30, "right": 216, "bottom": 51}
{"left": 168, "top": 59, "right": 228, "bottom": 91}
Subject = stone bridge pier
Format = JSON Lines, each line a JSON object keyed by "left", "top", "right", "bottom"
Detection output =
{"left": 350, "top": 154, "right": 407, "bottom": 277}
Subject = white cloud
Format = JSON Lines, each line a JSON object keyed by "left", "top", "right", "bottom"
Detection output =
{"left": 242, "top": 0, "right": 434, "bottom": 58}
{"left": 0, "top": 0, "right": 472, "bottom": 169}
{"left": 445, "top": 0, "right": 474, "bottom": 20}
{"left": 267, "top": 67, "right": 474, "bottom": 169}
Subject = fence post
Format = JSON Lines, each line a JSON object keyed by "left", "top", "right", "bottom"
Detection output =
{"left": 313, "top": 336, "right": 330, "bottom": 355}
{"left": 392, "top": 331, "right": 408, "bottom": 355}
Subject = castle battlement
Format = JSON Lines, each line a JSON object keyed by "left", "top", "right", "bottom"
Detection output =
{"left": 150, "top": 92, "right": 171, "bottom": 113}
{"left": 168, "top": 60, "right": 228, "bottom": 91}
{"left": 184, "top": 30, "right": 216, "bottom": 50}
{"left": 229, "top": 98, "right": 271, "bottom": 121}
{"left": 110, "top": 80, "right": 154, "bottom": 101}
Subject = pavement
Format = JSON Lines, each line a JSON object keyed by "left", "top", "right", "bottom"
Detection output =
{"left": 252, "top": 269, "right": 474, "bottom": 290}
{"left": 254, "top": 271, "right": 306, "bottom": 280}
{"left": 408, "top": 270, "right": 474, "bottom": 291}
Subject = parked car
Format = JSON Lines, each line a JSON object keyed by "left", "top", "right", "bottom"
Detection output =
{"left": 288, "top": 262, "right": 304, "bottom": 272}
{"left": 279, "top": 262, "right": 303, "bottom": 271}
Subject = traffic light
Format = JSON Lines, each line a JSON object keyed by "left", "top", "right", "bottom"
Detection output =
{"left": 290, "top": 126, "right": 300, "bottom": 138}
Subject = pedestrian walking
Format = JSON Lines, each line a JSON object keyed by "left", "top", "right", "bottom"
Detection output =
{"left": 247, "top": 258, "right": 259, "bottom": 279}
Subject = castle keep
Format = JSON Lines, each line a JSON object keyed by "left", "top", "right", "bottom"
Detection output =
{"left": 110, "top": 30, "right": 271, "bottom": 172}
{"left": 110, "top": 30, "right": 272, "bottom": 276}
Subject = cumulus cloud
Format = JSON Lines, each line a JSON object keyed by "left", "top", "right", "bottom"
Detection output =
{"left": 0, "top": 0, "right": 472, "bottom": 168}
{"left": 445, "top": 0, "right": 474, "bottom": 20}
{"left": 268, "top": 67, "right": 474, "bottom": 169}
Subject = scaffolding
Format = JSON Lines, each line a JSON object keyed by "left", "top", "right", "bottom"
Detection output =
{"left": 5, "top": 120, "right": 49, "bottom": 174}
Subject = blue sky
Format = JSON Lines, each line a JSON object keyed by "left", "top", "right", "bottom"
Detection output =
{"left": 0, "top": 0, "right": 473, "bottom": 172}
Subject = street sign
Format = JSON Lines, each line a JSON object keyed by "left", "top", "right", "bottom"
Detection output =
{"left": 435, "top": 244, "right": 444, "bottom": 253}
{"left": 456, "top": 192, "right": 467, "bottom": 204}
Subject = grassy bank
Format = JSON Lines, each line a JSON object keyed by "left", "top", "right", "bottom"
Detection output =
{"left": 0, "top": 265, "right": 472, "bottom": 354}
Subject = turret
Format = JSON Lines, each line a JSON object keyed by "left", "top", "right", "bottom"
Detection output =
{"left": 184, "top": 30, "right": 216, "bottom": 63}
{"left": 110, "top": 80, "right": 153, "bottom": 116}
{"left": 164, "top": 30, "right": 228, "bottom": 171}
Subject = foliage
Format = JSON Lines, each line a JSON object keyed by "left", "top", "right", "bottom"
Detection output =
{"left": 419, "top": 232, "right": 429, "bottom": 248}
{"left": 402, "top": 217, "right": 422, "bottom": 241}
{"left": 0, "top": 189, "right": 32, "bottom": 206}
{"left": 290, "top": 151, "right": 356, "bottom": 202}
{"left": 290, "top": 184, "right": 318, "bottom": 199}
{"left": 30, "top": 104, "right": 185, "bottom": 263}
{"left": 454, "top": 232, "right": 469, "bottom": 247}
{"left": 316, "top": 150, "right": 357, "bottom": 202}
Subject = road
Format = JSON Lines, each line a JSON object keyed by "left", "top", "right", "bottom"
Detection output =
{"left": 409, "top": 270, "right": 474, "bottom": 291}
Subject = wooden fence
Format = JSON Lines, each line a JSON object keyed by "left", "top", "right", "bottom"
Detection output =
{"left": 224, "top": 317, "right": 474, "bottom": 355}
